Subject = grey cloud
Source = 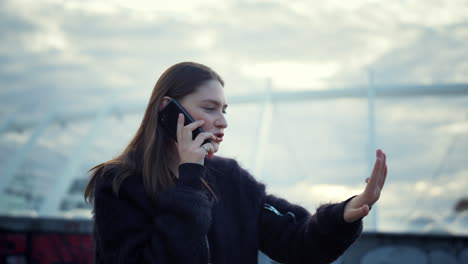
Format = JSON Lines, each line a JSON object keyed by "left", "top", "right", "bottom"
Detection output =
{"left": 0, "top": 1, "right": 37, "bottom": 37}
{"left": 368, "top": 23, "right": 468, "bottom": 84}
{"left": 1, "top": 0, "right": 467, "bottom": 123}
{"left": 3, "top": 0, "right": 468, "bottom": 114}
{"left": 196, "top": 1, "right": 468, "bottom": 86}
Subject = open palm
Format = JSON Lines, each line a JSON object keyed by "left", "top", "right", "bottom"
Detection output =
{"left": 344, "top": 149, "right": 388, "bottom": 223}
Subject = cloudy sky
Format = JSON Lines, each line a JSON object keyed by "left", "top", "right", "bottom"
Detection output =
{"left": 1, "top": 0, "right": 468, "bottom": 234}
{"left": 2, "top": 0, "right": 468, "bottom": 109}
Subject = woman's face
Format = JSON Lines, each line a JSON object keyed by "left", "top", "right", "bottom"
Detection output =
{"left": 179, "top": 79, "right": 228, "bottom": 153}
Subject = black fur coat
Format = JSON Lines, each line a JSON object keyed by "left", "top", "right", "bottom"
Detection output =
{"left": 92, "top": 156, "right": 362, "bottom": 264}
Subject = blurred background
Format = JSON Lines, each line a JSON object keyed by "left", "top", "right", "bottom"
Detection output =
{"left": 0, "top": 0, "right": 467, "bottom": 263}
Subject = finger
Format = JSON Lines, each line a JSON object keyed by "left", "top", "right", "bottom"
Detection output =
{"left": 184, "top": 119, "right": 205, "bottom": 131}
{"left": 367, "top": 157, "right": 382, "bottom": 187}
{"left": 345, "top": 204, "right": 370, "bottom": 223}
{"left": 200, "top": 143, "right": 210, "bottom": 154}
{"left": 176, "top": 113, "right": 184, "bottom": 143}
{"left": 361, "top": 204, "right": 370, "bottom": 217}
{"left": 365, "top": 177, "right": 370, "bottom": 183}
{"left": 380, "top": 151, "right": 387, "bottom": 174}
{"left": 207, "top": 143, "right": 215, "bottom": 159}
{"left": 377, "top": 149, "right": 384, "bottom": 171}
{"left": 207, "top": 151, "right": 214, "bottom": 159}
{"left": 375, "top": 151, "right": 387, "bottom": 186}
{"left": 201, "top": 143, "right": 214, "bottom": 154}
{"left": 200, "top": 143, "right": 215, "bottom": 158}
{"left": 378, "top": 152, "right": 387, "bottom": 188}
{"left": 376, "top": 149, "right": 383, "bottom": 159}
{"left": 182, "top": 120, "right": 205, "bottom": 142}
{"left": 194, "top": 132, "right": 216, "bottom": 147}
{"left": 380, "top": 165, "right": 388, "bottom": 189}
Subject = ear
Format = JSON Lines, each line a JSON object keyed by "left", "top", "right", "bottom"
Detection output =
{"left": 159, "top": 96, "right": 172, "bottom": 111}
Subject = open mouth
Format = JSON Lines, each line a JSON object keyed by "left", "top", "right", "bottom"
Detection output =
{"left": 214, "top": 133, "right": 224, "bottom": 141}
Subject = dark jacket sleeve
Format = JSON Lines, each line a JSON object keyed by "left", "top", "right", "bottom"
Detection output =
{"left": 258, "top": 193, "right": 363, "bottom": 264}
{"left": 93, "top": 163, "right": 214, "bottom": 264}
{"left": 231, "top": 159, "right": 362, "bottom": 264}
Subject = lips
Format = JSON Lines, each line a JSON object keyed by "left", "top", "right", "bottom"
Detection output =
{"left": 214, "top": 132, "right": 224, "bottom": 142}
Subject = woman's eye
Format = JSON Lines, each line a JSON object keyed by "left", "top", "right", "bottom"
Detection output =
{"left": 203, "top": 107, "right": 227, "bottom": 114}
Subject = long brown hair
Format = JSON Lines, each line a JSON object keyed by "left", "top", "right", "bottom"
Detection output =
{"left": 84, "top": 62, "right": 223, "bottom": 203}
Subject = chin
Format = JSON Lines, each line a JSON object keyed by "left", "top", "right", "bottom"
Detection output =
{"left": 211, "top": 142, "right": 220, "bottom": 153}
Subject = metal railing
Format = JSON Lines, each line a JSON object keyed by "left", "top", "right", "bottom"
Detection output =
{"left": 0, "top": 82, "right": 467, "bottom": 230}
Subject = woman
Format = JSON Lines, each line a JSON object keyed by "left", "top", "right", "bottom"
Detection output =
{"left": 84, "top": 62, "right": 388, "bottom": 264}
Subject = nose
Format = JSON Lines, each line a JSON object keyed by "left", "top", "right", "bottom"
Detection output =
{"left": 215, "top": 113, "right": 228, "bottom": 129}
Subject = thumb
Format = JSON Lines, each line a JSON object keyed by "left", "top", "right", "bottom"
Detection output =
{"left": 344, "top": 204, "right": 370, "bottom": 223}
{"left": 207, "top": 151, "right": 214, "bottom": 159}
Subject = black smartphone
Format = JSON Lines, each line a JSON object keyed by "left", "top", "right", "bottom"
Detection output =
{"left": 158, "top": 99, "right": 210, "bottom": 144}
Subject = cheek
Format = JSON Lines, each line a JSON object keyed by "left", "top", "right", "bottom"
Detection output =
{"left": 190, "top": 111, "right": 206, "bottom": 122}
{"left": 193, "top": 113, "right": 215, "bottom": 129}
{"left": 202, "top": 120, "right": 215, "bottom": 131}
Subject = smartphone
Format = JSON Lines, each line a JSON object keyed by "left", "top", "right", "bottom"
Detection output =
{"left": 158, "top": 99, "right": 210, "bottom": 144}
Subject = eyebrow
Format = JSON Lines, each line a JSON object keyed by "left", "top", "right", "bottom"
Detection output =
{"left": 201, "top": 99, "right": 228, "bottom": 109}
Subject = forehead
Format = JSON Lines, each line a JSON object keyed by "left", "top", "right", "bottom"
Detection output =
{"left": 183, "top": 79, "right": 227, "bottom": 104}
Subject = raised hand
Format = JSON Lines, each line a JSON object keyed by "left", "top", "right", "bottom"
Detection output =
{"left": 176, "top": 114, "right": 216, "bottom": 165}
{"left": 343, "top": 149, "right": 388, "bottom": 223}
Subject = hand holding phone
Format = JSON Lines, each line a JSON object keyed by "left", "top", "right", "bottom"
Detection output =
{"left": 158, "top": 99, "right": 214, "bottom": 164}
{"left": 178, "top": 114, "right": 216, "bottom": 162}
{"left": 158, "top": 99, "right": 211, "bottom": 145}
